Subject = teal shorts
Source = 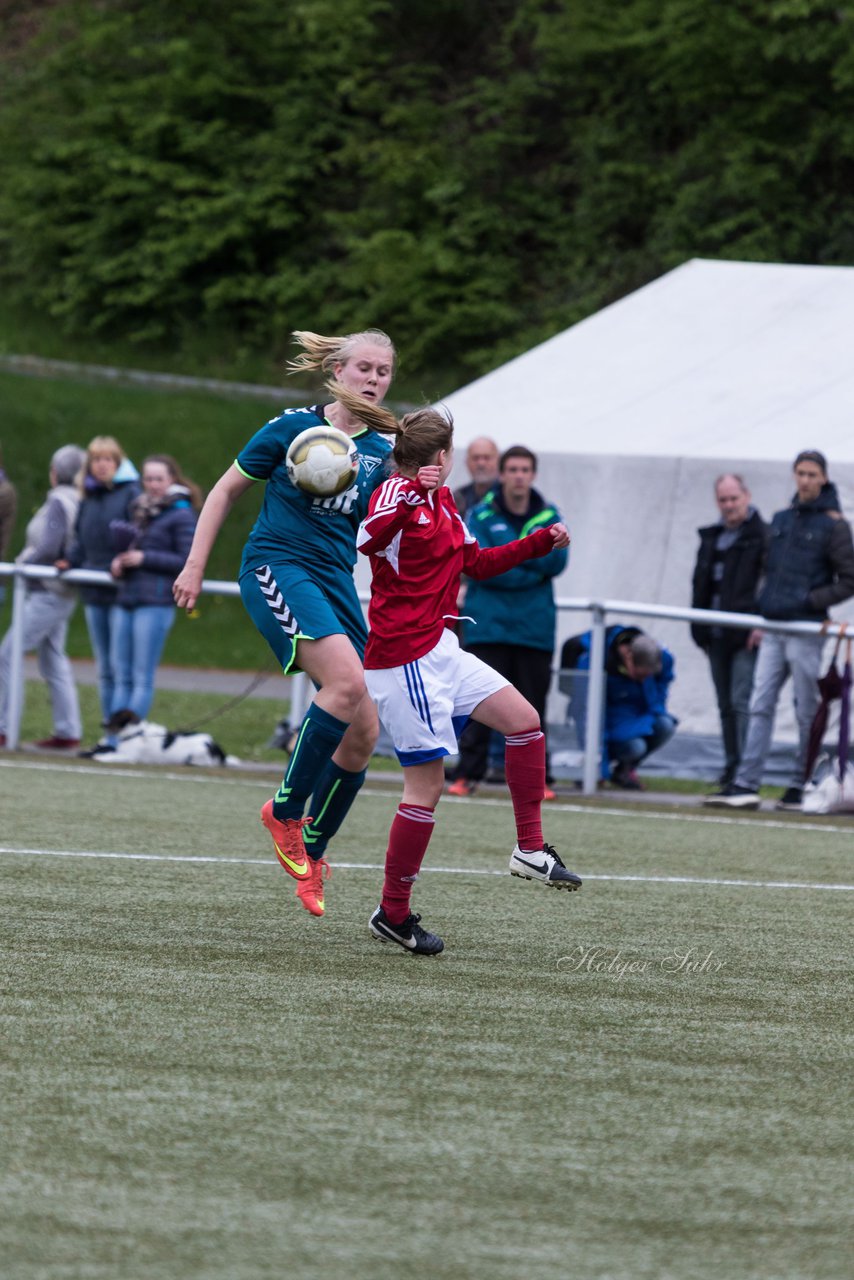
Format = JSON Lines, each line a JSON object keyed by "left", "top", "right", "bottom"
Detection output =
{"left": 239, "top": 561, "right": 367, "bottom": 675}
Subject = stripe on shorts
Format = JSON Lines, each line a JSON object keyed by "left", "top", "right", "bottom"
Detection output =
{"left": 404, "top": 659, "right": 435, "bottom": 733}
{"left": 254, "top": 564, "right": 299, "bottom": 637}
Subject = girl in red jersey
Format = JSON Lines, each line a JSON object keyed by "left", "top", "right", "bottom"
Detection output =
{"left": 347, "top": 388, "right": 582, "bottom": 955}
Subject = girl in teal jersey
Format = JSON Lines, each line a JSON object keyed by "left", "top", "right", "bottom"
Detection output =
{"left": 173, "top": 329, "right": 394, "bottom": 917}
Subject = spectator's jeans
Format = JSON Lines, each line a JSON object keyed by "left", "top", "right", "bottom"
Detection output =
{"left": 0, "top": 589, "right": 81, "bottom": 738}
{"left": 110, "top": 604, "right": 176, "bottom": 722}
{"left": 84, "top": 603, "right": 117, "bottom": 725}
{"left": 707, "top": 641, "right": 757, "bottom": 782}
{"left": 609, "top": 713, "right": 677, "bottom": 770}
{"left": 735, "top": 631, "right": 825, "bottom": 791}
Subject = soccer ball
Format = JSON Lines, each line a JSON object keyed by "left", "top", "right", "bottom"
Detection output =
{"left": 286, "top": 425, "right": 359, "bottom": 497}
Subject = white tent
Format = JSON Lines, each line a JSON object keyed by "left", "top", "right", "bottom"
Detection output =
{"left": 440, "top": 258, "right": 854, "bottom": 754}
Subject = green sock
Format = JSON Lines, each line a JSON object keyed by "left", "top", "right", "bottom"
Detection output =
{"left": 304, "top": 761, "right": 367, "bottom": 858}
{"left": 273, "top": 703, "right": 349, "bottom": 820}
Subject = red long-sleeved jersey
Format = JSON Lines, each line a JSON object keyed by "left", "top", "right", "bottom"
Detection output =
{"left": 356, "top": 473, "right": 558, "bottom": 668}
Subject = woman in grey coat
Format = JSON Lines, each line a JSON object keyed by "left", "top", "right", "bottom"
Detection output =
{"left": 0, "top": 444, "right": 87, "bottom": 749}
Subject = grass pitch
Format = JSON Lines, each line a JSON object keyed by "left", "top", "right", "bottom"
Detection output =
{"left": 1, "top": 757, "right": 852, "bottom": 1280}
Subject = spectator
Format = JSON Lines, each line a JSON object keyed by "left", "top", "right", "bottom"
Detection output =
{"left": 0, "top": 445, "right": 17, "bottom": 556}
{"left": 0, "top": 445, "right": 86, "bottom": 750}
{"left": 105, "top": 454, "right": 200, "bottom": 736}
{"left": 448, "top": 446, "right": 568, "bottom": 798}
{"left": 453, "top": 436, "right": 500, "bottom": 520}
{"left": 691, "top": 474, "right": 768, "bottom": 786}
{"left": 561, "top": 625, "right": 677, "bottom": 789}
{"left": 706, "top": 449, "right": 854, "bottom": 811}
{"left": 0, "top": 445, "right": 17, "bottom": 604}
{"left": 61, "top": 436, "right": 141, "bottom": 730}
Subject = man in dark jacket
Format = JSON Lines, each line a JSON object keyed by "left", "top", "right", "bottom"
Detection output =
{"left": 448, "top": 446, "right": 568, "bottom": 797}
{"left": 707, "top": 450, "right": 854, "bottom": 811}
{"left": 691, "top": 474, "right": 768, "bottom": 786}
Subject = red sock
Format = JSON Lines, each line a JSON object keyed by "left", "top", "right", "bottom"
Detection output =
{"left": 505, "top": 728, "right": 545, "bottom": 850}
{"left": 381, "top": 804, "right": 436, "bottom": 925}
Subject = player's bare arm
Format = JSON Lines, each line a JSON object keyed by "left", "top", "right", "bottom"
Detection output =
{"left": 173, "top": 465, "right": 255, "bottom": 611}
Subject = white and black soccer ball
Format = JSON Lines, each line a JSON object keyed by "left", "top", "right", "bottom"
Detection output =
{"left": 286, "top": 425, "right": 358, "bottom": 497}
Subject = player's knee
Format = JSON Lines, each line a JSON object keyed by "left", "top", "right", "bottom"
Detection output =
{"left": 350, "top": 715, "right": 379, "bottom": 755}
{"left": 507, "top": 704, "right": 540, "bottom": 735}
{"left": 325, "top": 673, "right": 368, "bottom": 718}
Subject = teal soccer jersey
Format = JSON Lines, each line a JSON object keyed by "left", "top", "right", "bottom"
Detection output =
{"left": 236, "top": 405, "right": 393, "bottom": 580}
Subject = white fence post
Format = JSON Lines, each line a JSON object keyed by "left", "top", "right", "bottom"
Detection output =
{"left": 582, "top": 605, "right": 607, "bottom": 795}
{"left": 5, "top": 569, "right": 28, "bottom": 750}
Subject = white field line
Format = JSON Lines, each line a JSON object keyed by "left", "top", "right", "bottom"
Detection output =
{"left": 1, "top": 845, "right": 852, "bottom": 892}
{"left": 2, "top": 757, "right": 854, "bottom": 837}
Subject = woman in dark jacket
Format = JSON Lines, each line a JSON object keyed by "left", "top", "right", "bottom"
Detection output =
{"left": 64, "top": 436, "right": 141, "bottom": 726}
{"left": 107, "top": 454, "right": 200, "bottom": 727}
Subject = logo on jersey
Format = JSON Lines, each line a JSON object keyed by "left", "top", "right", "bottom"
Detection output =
{"left": 357, "top": 454, "right": 384, "bottom": 477}
{"left": 417, "top": 511, "right": 430, "bottom": 525}
{"left": 312, "top": 485, "right": 358, "bottom": 515}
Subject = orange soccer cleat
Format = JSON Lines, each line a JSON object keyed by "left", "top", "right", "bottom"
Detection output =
{"left": 260, "top": 799, "right": 311, "bottom": 880}
{"left": 296, "top": 856, "right": 332, "bottom": 917}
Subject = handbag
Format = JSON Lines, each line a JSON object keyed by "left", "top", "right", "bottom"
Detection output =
{"left": 802, "top": 634, "right": 854, "bottom": 814}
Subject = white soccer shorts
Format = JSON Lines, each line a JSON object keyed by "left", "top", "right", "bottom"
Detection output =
{"left": 365, "top": 627, "right": 509, "bottom": 766}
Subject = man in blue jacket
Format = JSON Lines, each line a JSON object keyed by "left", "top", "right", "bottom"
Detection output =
{"left": 560, "top": 625, "right": 677, "bottom": 789}
{"left": 707, "top": 450, "right": 854, "bottom": 811}
{"left": 448, "top": 446, "right": 568, "bottom": 796}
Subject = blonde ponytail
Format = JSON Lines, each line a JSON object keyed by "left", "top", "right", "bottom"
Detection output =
{"left": 287, "top": 328, "right": 396, "bottom": 377}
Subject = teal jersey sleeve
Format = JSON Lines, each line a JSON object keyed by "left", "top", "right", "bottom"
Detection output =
{"left": 235, "top": 415, "right": 293, "bottom": 481}
{"left": 237, "top": 405, "right": 393, "bottom": 582}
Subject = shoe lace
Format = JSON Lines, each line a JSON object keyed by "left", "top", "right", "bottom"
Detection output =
{"left": 542, "top": 842, "right": 566, "bottom": 869}
{"left": 401, "top": 912, "right": 424, "bottom": 938}
{"left": 280, "top": 813, "right": 314, "bottom": 843}
{"left": 299, "top": 818, "right": 331, "bottom": 883}
{"left": 297, "top": 856, "right": 331, "bottom": 902}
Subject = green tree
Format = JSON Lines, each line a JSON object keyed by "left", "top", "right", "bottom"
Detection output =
{"left": 2, "top": 0, "right": 854, "bottom": 389}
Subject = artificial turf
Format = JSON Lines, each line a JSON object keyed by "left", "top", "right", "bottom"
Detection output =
{"left": 1, "top": 757, "right": 851, "bottom": 1279}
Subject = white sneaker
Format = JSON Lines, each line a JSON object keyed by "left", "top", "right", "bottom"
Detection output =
{"left": 509, "top": 843, "right": 582, "bottom": 890}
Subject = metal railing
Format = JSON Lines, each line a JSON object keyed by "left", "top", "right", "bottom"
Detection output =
{"left": 2, "top": 561, "right": 847, "bottom": 791}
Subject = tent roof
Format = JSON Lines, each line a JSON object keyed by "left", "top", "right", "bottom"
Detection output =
{"left": 443, "top": 258, "right": 854, "bottom": 463}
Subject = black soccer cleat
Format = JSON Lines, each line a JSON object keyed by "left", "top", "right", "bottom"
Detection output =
{"left": 509, "top": 843, "right": 582, "bottom": 890}
{"left": 369, "top": 905, "right": 444, "bottom": 955}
